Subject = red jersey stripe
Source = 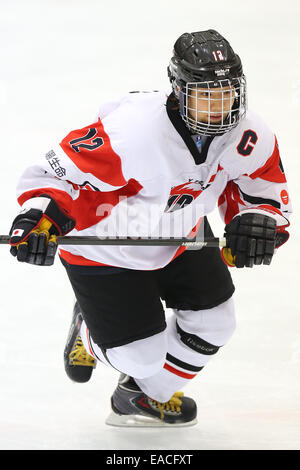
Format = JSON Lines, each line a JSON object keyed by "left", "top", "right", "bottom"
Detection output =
{"left": 71, "top": 178, "right": 143, "bottom": 231}
{"left": 60, "top": 119, "right": 127, "bottom": 187}
{"left": 163, "top": 362, "right": 197, "bottom": 379}
{"left": 59, "top": 249, "right": 109, "bottom": 266}
{"left": 169, "top": 217, "right": 204, "bottom": 262}
{"left": 218, "top": 180, "right": 246, "bottom": 224}
{"left": 249, "top": 136, "right": 286, "bottom": 183}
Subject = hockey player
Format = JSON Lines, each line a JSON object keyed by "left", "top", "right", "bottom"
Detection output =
{"left": 9, "top": 30, "right": 291, "bottom": 427}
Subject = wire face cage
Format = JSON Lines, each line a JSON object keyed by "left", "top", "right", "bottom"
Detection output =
{"left": 179, "top": 76, "right": 247, "bottom": 136}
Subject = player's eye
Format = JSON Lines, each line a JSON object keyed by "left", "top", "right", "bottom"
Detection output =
{"left": 222, "top": 90, "right": 233, "bottom": 100}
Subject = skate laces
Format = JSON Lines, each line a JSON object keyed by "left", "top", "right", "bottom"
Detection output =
{"left": 69, "top": 336, "right": 96, "bottom": 367}
{"left": 149, "top": 391, "right": 184, "bottom": 421}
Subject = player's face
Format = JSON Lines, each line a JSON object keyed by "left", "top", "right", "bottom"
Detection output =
{"left": 187, "top": 85, "right": 236, "bottom": 125}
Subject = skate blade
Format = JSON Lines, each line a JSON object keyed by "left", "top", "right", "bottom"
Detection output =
{"left": 105, "top": 411, "right": 197, "bottom": 428}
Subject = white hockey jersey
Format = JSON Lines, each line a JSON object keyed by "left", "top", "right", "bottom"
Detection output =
{"left": 16, "top": 91, "right": 292, "bottom": 270}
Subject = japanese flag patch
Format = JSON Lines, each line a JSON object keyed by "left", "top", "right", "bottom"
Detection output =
{"left": 12, "top": 229, "right": 24, "bottom": 237}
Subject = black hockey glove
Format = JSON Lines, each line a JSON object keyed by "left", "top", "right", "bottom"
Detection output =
{"left": 223, "top": 212, "right": 276, "bottom": 268}
{"left": 9, "top": 196, "right": 75, "bottom": 265}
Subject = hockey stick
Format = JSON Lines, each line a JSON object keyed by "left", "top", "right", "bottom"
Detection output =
{"left": 0, "top": 235, "right": 226, "bottom": 249}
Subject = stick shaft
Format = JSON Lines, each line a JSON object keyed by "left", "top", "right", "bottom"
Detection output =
{"left": 0, "top": 235, "right": 226, "bottom": 248}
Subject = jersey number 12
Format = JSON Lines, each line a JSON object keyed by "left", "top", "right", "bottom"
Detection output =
{"left": 69, "top": 128, "right": 104, "bottom": 153}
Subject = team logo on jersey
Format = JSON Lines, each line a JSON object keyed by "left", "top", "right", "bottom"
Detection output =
{"left": 69, "top": 128, "right": 104, "bottom": 153}
{"left": 280, "top": 189, "right": 289, "bottom": 205}
{"left": 166, "top": 166, "right": 223, "bottom": 213}
{"left": 166, "top": 180, "right": 205, "bottom": 212}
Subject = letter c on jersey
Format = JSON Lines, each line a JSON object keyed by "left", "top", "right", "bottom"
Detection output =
{"left": 237, "top": 129, "right": 258, "bottom": 156}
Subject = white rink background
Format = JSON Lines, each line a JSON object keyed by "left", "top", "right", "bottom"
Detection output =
{"left": 0, "top": 0, "right": 299, "bottom": 451}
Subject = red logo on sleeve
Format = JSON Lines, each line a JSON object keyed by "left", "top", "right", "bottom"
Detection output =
{"left": 280, "top": 190, "right": 289, "bottom": 205}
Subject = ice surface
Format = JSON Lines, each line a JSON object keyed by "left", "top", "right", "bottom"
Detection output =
{"left": 0, "top": 0, "right": 299, "bottom": 450}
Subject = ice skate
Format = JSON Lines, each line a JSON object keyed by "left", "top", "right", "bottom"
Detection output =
{"left": 106, "top": 374, "right": 197, "bottom": 427}
{"left": 64, "top": 301, "right": 96, "bottom": 383}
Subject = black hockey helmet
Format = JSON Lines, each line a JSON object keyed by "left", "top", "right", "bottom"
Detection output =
{"left": 168, "top": 30, "right": 247, "bottom": 136}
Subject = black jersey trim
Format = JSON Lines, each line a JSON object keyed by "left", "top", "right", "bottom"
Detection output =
{"left": 238, "top": 187, "right": 281, "bottom": 209}
{"left": 166, "top": 93, "right": 215, "bottom": 165}
{"left": 166, "top": 353, "right": 204, "bottom": 372}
